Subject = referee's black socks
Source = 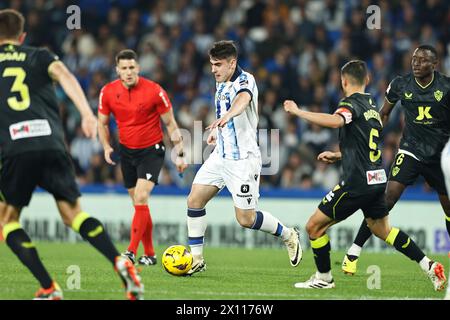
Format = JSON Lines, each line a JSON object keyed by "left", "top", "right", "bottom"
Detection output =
{"left": 3, "top": 222, "right": 53, "bottom": 289}
{"left": 72, "top": 212, "right": 119, "bottom": 264}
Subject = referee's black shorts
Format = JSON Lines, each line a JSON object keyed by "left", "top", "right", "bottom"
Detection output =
{"left": 119, "top": 142, "right": 165, "bottom": 189}
{"left": 0, "top": 150, "right": 81, "bottom": 207}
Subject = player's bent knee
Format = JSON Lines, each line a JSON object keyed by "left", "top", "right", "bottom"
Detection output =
{"left": 235, "top": 214, "right": 252, "bottom": 228}
{"left": 305, "top": 220, "right": 321, "bottom": 238}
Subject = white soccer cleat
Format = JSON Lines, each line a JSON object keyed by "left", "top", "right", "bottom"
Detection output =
{"left": 186, "top": 255, "right": 206, "bottom": 276}
{"left": 115, "top": 256, "right": 144, "bottom": 300}
{"left": 426, "top": 261, "right": 446, "bottom": 291}
{"left": 284, "top": 227, "right": 302, "bottom": 267}
{"left": 294, "top": 273, "right": 335, "bottom": 289}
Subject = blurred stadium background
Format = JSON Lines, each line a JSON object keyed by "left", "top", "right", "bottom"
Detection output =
{"left": 1, "top": 0, "right": 449, "bottom": 253}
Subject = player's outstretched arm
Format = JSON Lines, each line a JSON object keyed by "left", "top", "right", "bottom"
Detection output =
{"left": 48, "top": 61, "right": 97, "bottom": 139}
{"left": 283, "top": 100, "right": 344, "bottom": 129}
{"left": 380, "top": 99, "right": 395, "bottom": 126}
{"left": 161, "top": 109, "right": 187, "bottom": 173}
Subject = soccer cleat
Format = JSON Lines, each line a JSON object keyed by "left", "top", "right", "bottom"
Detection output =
{"left": 294, "top": 273, "right": 335, "bottom": 289}
{"left": 121, "top": 250, "right": 136, "bottom": 265}
{"left": 342, "top": 254, "right": 358, "bottom": 275}
{"left": 33, "top": 282, "right": 63, "bottom": 300}
{"left": 137, "top": 255, "right": 157, "bottom": 266}
{"left": 426, "top": 261, "right": 446, "bottom": 291}
{"left": 186, "top": 256, "right": 206, "bottom": 276}
{"left": 115, "top": 256, "right": 144, "bottom": 300}
{"left": 284, "top": 227, "right": 302, "bottom": 267}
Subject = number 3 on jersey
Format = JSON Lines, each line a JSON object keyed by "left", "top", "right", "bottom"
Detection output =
{"left": 2, "top": 67, "right": 30, "bottom": 111}
{"left": 369, "top": 128, "right": 381, "bottom": 162}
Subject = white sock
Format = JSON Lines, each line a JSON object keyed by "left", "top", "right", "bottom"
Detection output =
{"left": 252, "top": 210, "right": 289, "bottom": 239}
{"left": 187, "top": 208, "right": 207, "bottom": 257}
{"left": 419, "top": 256, "right": 432, "bottom": 272}
{"left": 347, "top": 244, "right": 362, "bottom": 257}
{"left": 316, "top": 271, "right": 333, "bottom": 282}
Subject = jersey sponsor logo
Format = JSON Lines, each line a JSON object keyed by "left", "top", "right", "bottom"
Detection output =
{"left": 416, "top": 106, "right": 432, "bottom": 121}
{"left": 404, "top": 92, "right": 413, "bottom": 99}
{"left": 246, "top": 198, "right": 252, "bottom": 205}
{"left": 434, "top": 90, "right": 443, "bottom": 102}
{"left": 9, "top": 119, "right": 51, "bottom": 140}
{"left": 366, "top": 169, "right": 387, "bottom": 185}
{"left": 392, "top": 166, "right": 400, "bottom": 177}
{"left": 146, "top": 173, "right": 152, "bottom": 180}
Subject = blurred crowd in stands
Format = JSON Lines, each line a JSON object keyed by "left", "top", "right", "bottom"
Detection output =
{"left": 3, "top": 0, "right": 450, "bottom": 191}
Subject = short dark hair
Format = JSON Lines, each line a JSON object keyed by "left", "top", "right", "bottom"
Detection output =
{"left": 208, "top": 40, "right": 238, "bottom": 60}
{"left": 0, "top": 9, "right": 24, "bottom": 40}
{"left": 416, "top": 44, "right": 438, "bottom": 61}
{"left": 341, "top": 60, "right": 368, "bottom": 85}
{"left": 115, "top": 49, "right": 138, "bottom": 64}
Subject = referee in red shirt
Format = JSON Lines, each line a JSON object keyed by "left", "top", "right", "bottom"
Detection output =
{"left": 98, "top": 49, "right": 187, "bottom": 265}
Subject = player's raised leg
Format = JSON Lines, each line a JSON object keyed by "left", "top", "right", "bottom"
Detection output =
{"left": 294, "top": 208, "right": 336, "bottom": 288}
{"left": 235, "top": 207, "right": 302, "bottom": 266}
{"left": 343, "top": 180, "right": 406, "bottom": 275}
{"left": 186, "top": 183, "right": 219, "bottom": 275}
{"left": 58, "top": 199, "right": 144, "bottom": 300}
{"left": 367, "top": 216, "right": 446, "bottom": 291}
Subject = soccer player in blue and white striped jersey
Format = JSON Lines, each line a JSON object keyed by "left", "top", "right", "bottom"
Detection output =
{"left": 185, "top": 40, "right": 301, "bottom": 274}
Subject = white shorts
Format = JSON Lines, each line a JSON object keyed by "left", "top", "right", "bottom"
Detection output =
{"left": 193, "top": 151, "right": 261, "bottom": 209}
{"left": 441, "top": 140, "right": 450, "bottom": 195}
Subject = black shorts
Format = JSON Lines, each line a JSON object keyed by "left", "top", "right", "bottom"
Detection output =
{"left": 0, "top": 150, "right": 81, "bottom": 207}
{"left": 318, "top": 183, "right": 388, "bottom": 221}
{"left": 119, "top": 142, "right": 165, "bottom": 189}
{"left": 389, "top": 153, "right": 448, "bottom": 196}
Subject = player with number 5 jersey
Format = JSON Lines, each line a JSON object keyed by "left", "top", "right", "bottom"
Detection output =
{"left": 284, "top": 60, "right": 445, "bottom": 290}
{"left": 343, "top": 45, "right": 450, "bottom": 277}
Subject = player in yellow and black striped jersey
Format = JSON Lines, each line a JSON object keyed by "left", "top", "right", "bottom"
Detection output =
{"left": 283, "top": 60, "right": 446, "bottom": 290}
{"left": 0, "top": 9, "right": 143, "bottom": 300}
{"left": 344, "top": 45, "right": 450, "bottom": 277}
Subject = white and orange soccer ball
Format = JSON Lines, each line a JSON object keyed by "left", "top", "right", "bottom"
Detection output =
{"left": 162, "top": 245, "right": 193, "bottom": 276}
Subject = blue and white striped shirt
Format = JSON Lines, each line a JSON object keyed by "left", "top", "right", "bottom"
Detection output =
{"left": 214, "top": 66, "right": 260, "bottom": 160}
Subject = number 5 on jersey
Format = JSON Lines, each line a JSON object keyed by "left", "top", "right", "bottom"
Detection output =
{"left": 369, "top": 128, "right": 381, "bottom": 162}
{"left": 2, "top": 67, "right": 30, "bottom": 111}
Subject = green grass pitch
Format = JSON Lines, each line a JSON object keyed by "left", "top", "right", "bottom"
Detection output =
{"left": 0, "top": 242, "right": 448, "bottom": 300}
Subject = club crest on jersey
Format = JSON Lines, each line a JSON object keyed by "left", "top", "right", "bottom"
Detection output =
{"left": 404, "top": 92, "right": 413, "bottom": 99}
{"left": 434, "top": 90, "right": 443, "bottom": 102}
{"left": 392, "top": 166, "right": 400, "bottom": 177}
